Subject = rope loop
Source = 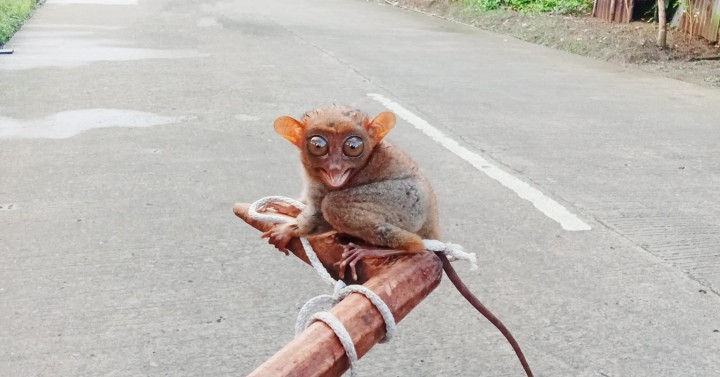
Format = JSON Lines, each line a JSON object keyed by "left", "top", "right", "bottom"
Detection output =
{"left": 309, "top": 312, "right": 359, "bottom": 377}
{"left": 247, "top": 195, "right": 305, "bottom": 224}
{"left": 337, "top": 284, "right": 396, "bottom": 343}
{"left": 295, "top": 294, "right": 339, "bottom": 336}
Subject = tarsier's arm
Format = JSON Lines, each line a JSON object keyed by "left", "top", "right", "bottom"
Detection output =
{"left": 262, "top": 189, "right": 331, "bottom": 253}
{"left": 296, "top": 180, "right": 333, "bottom": 235}
{"left": 295, "top": 202, "right": 332, "bottom": 235}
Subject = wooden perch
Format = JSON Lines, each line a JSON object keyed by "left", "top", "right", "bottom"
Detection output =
{"left": 233, "top": 202, "right": 443, "bottom": 377}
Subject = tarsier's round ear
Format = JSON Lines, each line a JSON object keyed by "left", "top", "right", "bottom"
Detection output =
{"left": 274, "top": 116, "right": 305, "bottom": 148}
{"left": 366, "top": 112, "right": 396, "bottom": 142}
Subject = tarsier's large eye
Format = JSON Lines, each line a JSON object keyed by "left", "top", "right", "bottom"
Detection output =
{"left": 307, "top": 135, "right": 329, "bottom": 156}
{"left": 342, "top": 136, "right": 364, "bottom": 157}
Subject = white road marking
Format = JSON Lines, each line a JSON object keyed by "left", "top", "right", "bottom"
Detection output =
{"left": 368, "top": 93, "right": 591, "bottom": 231}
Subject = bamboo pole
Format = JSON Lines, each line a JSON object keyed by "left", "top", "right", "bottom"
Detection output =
{"left": 233, "top": 203, "right": 444, "bottom": 377}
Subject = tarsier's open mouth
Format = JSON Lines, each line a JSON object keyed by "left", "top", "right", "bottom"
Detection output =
{"left": 320, "top": 168, "right": 352, "bottom": 189}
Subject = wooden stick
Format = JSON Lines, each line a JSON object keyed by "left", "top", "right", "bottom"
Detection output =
{"left": 233, "top": 202, "right": 444, "bottom": 377}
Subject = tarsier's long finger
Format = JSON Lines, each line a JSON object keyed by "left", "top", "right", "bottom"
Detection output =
{"left": 349, "top": 259, "right": 359, "bottom": 281}
{"left": 343, "top": 253, "right": 366, "bottom": 281}
{"left": 276, "top": 237, "right": 291, "bottom": 254}
{"left": 341, "top": 243, "right": 358, "bottom": 259}
{"left": 261, "top": 230, "right": 272, "bottom": 239}
{"left": 336, "top": 258, "right": 350, "bottom": 280}
{"left": 338, "top": 247, "right": 366, "bottom": 281}
{"left": 336, "top": 260, "right": 347, "bottom": 280}
{"left": 334, "top": 260, "right": 346, "bottom": 280}
{"left": 337, "top": 246, "right": 354, "bottom": 279}
{"left": 266, "top": 236, "right": 290, "bottom": 255}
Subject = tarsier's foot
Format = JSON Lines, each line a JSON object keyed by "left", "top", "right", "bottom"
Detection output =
{"left": 337, "top": 242, "right": 404, "bottom": 281}
{"left": 261, "top": 222, "right": 298, "bottom": 255}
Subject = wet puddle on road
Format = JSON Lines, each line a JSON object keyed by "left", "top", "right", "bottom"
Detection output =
{"left": 0, "top": 109, "right": 190, "bottom": 139}
{"left": 0, "top": 25, "right": 206, "bottom": 71}
{"left": 45, "top": 0, "right": 138, "bottom": 4}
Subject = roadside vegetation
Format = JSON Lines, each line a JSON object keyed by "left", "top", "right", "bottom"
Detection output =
{"left": 454, "top": 0, "right": 591, "bottom": 15}
{"left": 382, "top": 0, "right": 720, "bottom": 87}
{"left": 0, "top": 0, "right": 39, "bottom": 46}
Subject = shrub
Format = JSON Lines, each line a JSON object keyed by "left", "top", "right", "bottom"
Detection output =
{"left": 454, "top": 0, "right": 593, "bottom": 14}
{"left": 0, "top": 0, "right": 38, "bottom": 46}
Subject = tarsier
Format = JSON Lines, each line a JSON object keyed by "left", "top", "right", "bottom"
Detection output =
{"left": 263, "top": 105, "right": 533, "bottom": 377}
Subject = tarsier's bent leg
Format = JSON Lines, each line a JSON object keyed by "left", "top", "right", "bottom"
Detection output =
{"left": 337, "top": 225, "right": 426, "bottom": 280}
{"left": 322, "top": 181, "right": 430, "bottom": 279}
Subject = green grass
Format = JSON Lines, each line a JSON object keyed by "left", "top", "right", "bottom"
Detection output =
{"left": 454, "top": 0, "right": 592, "bottom": 14}
{"left": 0, "top": 0, "right": 38, "bottom": 46}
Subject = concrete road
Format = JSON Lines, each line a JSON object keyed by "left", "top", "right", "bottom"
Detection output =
{"left": 1, "top": 0, "right": 719, "bottom": 376}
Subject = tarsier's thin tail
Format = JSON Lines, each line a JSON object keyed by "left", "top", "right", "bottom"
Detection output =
{"left": 436, "top": 252, "right": 535, "bottom": 377}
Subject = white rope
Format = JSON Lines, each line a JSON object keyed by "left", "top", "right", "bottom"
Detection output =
{"left": 294, "top": 280, "right": 347, "bottom": 336}
{"left": 247, "top": 195, "right": 306, "bottom": 224}
{"left": 423, "top": 240, "right": 479, "bottom": 270}
{"left": 300, "top": 237, "right": 336, "bottom": 286}
{"left": 294, "top": 280, "right": 397, "bottom": 344}
{"left": 248, "top": 196, "right": 475, "bottom": 376}
{"left": 336, "top": 284, "right": 397, "bottom": 343}
{"left": 308, "top": 312, "right": 359, "bottom": 377}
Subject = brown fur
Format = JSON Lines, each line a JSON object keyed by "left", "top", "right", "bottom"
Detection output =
{"left": 268, "top": 105, "right": 438, "bottom": 254}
